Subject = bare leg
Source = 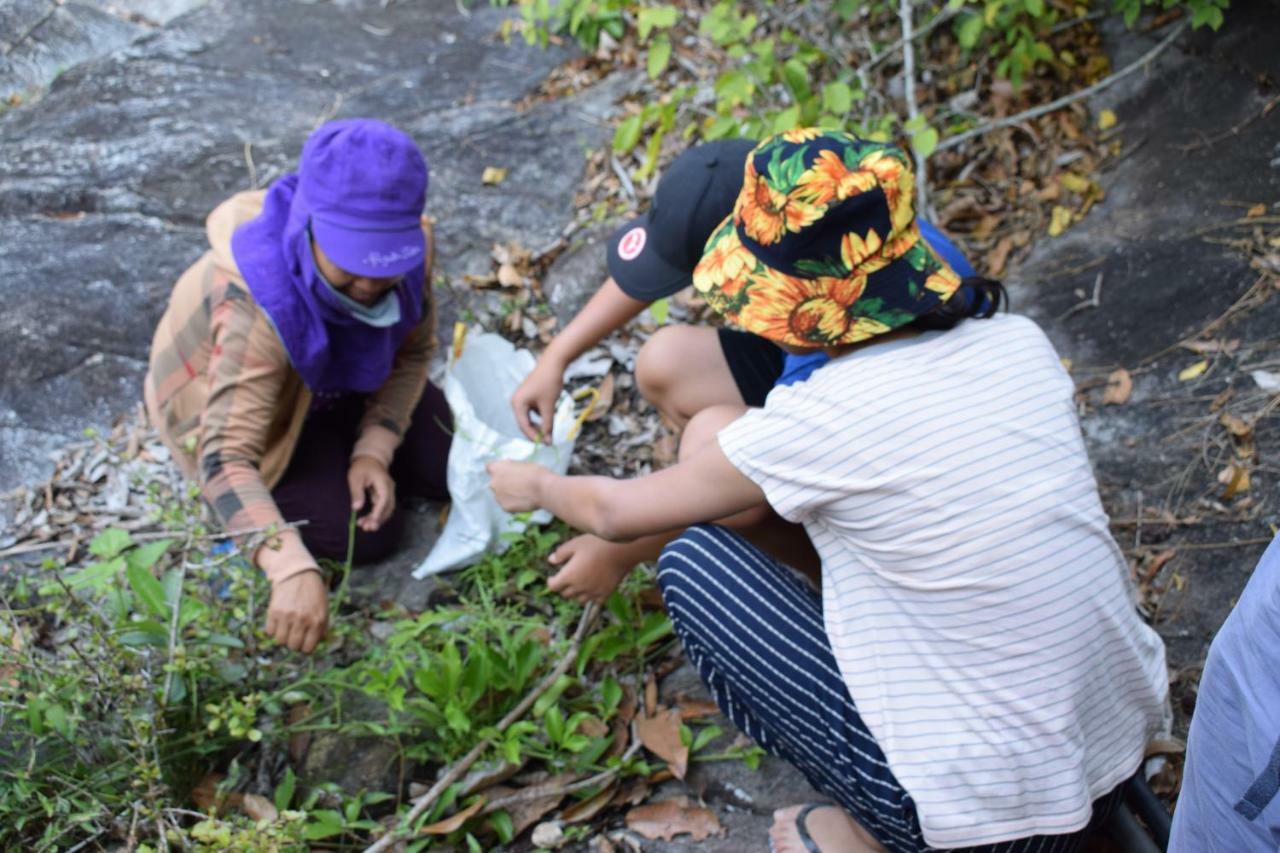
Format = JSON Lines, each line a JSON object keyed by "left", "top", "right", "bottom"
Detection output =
{"left": 635, "top": 325, "right": 744, "bottom": 429}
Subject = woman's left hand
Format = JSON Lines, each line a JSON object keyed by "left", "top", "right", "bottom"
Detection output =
{"left": 348, "top": 456, "right": 396, "bottom": 532}
{"left": 487, "top": 460, "right": 547, "bottom": 513}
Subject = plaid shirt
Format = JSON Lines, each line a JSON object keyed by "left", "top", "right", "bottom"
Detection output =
{"left": 145, "top": 192, "right": 435, "bottom": 574}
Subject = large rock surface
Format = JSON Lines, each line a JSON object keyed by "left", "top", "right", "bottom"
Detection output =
{"left": 1011, "top": 0, "right": 1280, "bottom": 690}
{"left": 0, "top": 0, "right": 615, "bottom": 494}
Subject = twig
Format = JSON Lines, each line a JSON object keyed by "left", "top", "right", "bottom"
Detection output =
{"left": 243, "top": 141, "right": 258, "bottom": 190}
{"left": 854, "top": 4, "right": 961, "bottom": 77}
{"left": 898, "top": 0, "right": 929, "bottom": 215}
{"left": 937, "top": 20, "right": 1189, "bottom": 153}
{"left": 1174, "top": 537, "right": 1274, "bottom": 551}
{"left": 481, "top": 724, "right": 644, "bottom": 816}
{"left": 160, "top": 554, "right": 189, "bottom": 709}
{"left": 610, "top": 154, "right": 636, "bottom": 203}
{"left": 1174, "top": 94, "right": 1280, "bottom": 153}
{"left": 0, "top": 520, "right": 307, "bottom": 560}
{"left": 362, "top": 603, "right": 602, "bottom": 853}
{"left": 1056, "top": 270, "right": 1105, "bottom": 322}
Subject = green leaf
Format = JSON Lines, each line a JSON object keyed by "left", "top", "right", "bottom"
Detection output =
{"left": 201, "top": 633, "right": 245, "bottom": 649}
{"left": 601, "top": 676, "right": 622, "bottom": 717}
{"left": 635, "top": 612, "right": 674, "bottom": 649}
{"left": 821, "top": 81, "right": 853, "bottom": 114}
{"left": 118, "top": 626, "right": 168, "bottom": 647}
{"left": 274, "top": 768, "right": 296, "bottom": 812}
{"left": 489, "top": 811, "right": 515, "bottom": 844}
{"left": 126, "top": 563, "right": 169, "bottom": 619}
{"left": 782, "top": 58, "right": 811, "bottom": 102}
{"left": 126, "top": 539, "right": 172, "bottom": 572}
{"left": 649, "top": 297, "right": 670, "bottom": 324}
{"left": 1024, "top": 0, "right": 1045, "bottom": 16}
{"left": 637, "top": 4, "right": 678, "bottom": 41}
{"left": 445, "top": 700, "right": 471, "bottom": 733}
{"left": 771, "top": 105, "right": 802, "bottom": 134}
{"left": 647, "top": 35, "right": 672, "bottom": 79}
{"left": 303, "top": 810, "right": 346, "bottom": 840}
{"left": 955, "top": 12, "right": 984, "bottom": 49}
{"left": 612, "top": 114, "right": 643, "bottom": 154}
{"left": 713, "top": 69, "right": 754, "bottom": 107}
{"left": 545, "top": 705, "right": 565, "bottom": 744}
{"left": 912, "top": 126, "right": 940, "bottom": 158}
{"left": 466, "top": 834, "right": 484, "bottom": 853}
{"left": 533, "top": 674, "right": 573, "bottom": 718}
{"left": 54, "top": 557, "right": 124, "bottom": 594}
{"left": 89, "top": 529, "right": 131, "bottom": 559}
{"left": 691, "top": 724, "right": 723, "bottom": 752}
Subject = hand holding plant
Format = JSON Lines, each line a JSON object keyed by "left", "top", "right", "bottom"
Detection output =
{"left": 546, "top": 533, "right": 637, "bottom": 604}
{"left": 511, "top": 357, "right": 564, "bottom": 443}
{"left": 347, "top": 455, "right": 395, "bottom": 532}
{"left": 487, "top": 459, "right": 548, "bottom": 513}
{"left": 266, "top": 569, "right": 329, "bottom": 653}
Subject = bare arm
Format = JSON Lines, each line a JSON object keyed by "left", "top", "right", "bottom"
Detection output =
{"left": 488, "top": 438, "right": 765, "bottom": 542}
{"left": 512, "top": 277, "right": 649, "bottom": 440}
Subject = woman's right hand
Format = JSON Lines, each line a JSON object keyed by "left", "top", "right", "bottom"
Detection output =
{"left": 266, "top": 570, "right": 329, "bottom": 653}
{"left": 512, "top": 359, "right": 564, "bottom": 442}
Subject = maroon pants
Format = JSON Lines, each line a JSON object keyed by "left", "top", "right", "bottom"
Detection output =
{"left": 272, "top": 384, "right": 452, "bottom": 564}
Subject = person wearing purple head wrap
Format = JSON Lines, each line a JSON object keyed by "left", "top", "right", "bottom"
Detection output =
{"left": 145, "top": 119, "right": 452, "bottom": 654}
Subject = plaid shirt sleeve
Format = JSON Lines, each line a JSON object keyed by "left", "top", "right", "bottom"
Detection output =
{"left": 198, "top": 282, "right": 293, "bottom": 541}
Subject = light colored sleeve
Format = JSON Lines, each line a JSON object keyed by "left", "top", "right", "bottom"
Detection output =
{"left": 716, "top": 389, "right": 846, "bottom": 524}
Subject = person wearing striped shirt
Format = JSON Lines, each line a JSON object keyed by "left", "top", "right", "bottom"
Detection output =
{"left": 489, "top": 130, "right": 1169, "bottom": 852}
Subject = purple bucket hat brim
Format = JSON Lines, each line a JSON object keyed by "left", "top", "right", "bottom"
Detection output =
{"left": 311, "top": 217, "right": 426, "bottom": 279}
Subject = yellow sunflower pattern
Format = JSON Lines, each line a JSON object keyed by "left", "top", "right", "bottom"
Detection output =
{"left": 694, "top": 130, "right": 963, "bottom": 349}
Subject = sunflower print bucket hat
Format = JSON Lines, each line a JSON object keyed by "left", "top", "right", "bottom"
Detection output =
{"left": 692, "top": 129, "right": 961, "bottom": 348}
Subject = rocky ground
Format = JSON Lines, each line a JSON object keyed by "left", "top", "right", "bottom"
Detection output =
{"left": 2, "top": 0, "right": 1279, "bottom": 849}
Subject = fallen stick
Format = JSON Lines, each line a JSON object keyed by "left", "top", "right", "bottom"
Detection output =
{"left": 936, "top": 20, "right": 1189, "bottom": 153}
{"left": 480, "top": 725, "right": 644, "bottom": 816}
{"left": 363, "top": 602, "right": 602, "bottom": 853}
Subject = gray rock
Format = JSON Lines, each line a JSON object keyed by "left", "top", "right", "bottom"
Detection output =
{"left": 0, "top": 0, "right": 613, "bottom": 496}
{"left": 298, "top": 694, "right": 412, "bottom": 797}
{"left": 545, "top": 226, "right": 612, "bottom": 328}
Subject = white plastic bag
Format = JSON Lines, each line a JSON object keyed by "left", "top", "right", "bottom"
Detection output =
{"left": 413, "top": 329, "right": 576, "bottom": 577}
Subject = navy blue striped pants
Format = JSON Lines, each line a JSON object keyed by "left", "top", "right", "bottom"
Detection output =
{"left": 657, "top": 524, "right": 1120, "bottom": 853}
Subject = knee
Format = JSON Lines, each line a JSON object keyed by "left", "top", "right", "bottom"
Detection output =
{"left": 635, "top": 325, "right": 694, "bottom": 413}
{"left": 677, "top": 404, "right": 746, "bottom": 463}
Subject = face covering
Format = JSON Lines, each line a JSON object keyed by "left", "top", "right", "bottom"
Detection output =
{"left": 317, "top": 269, "right": 403, "bottom": 328}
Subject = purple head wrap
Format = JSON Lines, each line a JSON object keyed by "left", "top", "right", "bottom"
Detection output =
{"left": 230, "top": 119, "right": 430, "bottom": 394}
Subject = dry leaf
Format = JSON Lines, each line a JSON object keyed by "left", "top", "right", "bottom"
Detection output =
{"left": 497, "top": 263, "right": 523, "bottom": 288}
{"left": 579, "top": 716, "right": 611, "bottom": 738}
{"left": 1251, "top": 369, "right": 1280, "bottom": 391}
{"left": 241, "top": 793, "right": 278, "bottom": 823}
{"left": 636, "top": 707, "right": 689, "bottom": 779}
{"left": 191, "top": 773, "right": 242, "bottom": 814}
{"left": 1048, "top": 205, "right": 1074, "bottom": 237}
{"left": 561, "top": 781, "right": 619, "bottom": 824}
{"left": 1181, "top": 338, "right": 1239, "bottom": 355}
{"left": 482, "top": 166, "right": 508, "bottom": 185}
{"left": 1102, "top": 368, "right": 1132, "bottom": 405}
{"left": 1097, "top": 109, "right": 1117, "bottom": 130}
{"left": 625, "top": 798, "right": 725, "bottom": 842}
{"left": 420, "top": 796, "right": 486, "bottom": 835}
{"left": 988, "top": 235, "right": 1014, "bottom": 277}
{"left": 585, "top": 374, "right": 615, "bottom": 422}
{"left": 1141, "top": 549, "right": 1178, "bottom": 583}
{"left": 1178, "top": 360, "right": 1209, "bottom": 382}
{"left": 1060, "top": 173, "right": 1092, "bottom": 194}
{"left": 677, "top": 699, "right": 721, "bottom": 720}
{"left": 1218, "top": 463, "right": 1251, "bottom": 500}
{"left": 531, "top": 822, "right": 566, "bottom": 848}
{"left": 1246, "top": 203, "right": 1266, "bottom": 217}
{"left": 1219, "top": 413, "right": 1253, "bottom": 440}
{"left": 1145, "top": 736, "right": 1187, "bottom": 757}
{"left": 644, "top": 673, "right": 658, "bottom": 717}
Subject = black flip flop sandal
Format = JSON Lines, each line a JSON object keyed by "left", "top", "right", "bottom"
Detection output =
{"left": 767, "top": 803, "right": 825, "bottom": 853}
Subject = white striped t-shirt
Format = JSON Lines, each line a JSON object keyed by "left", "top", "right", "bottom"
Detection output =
{"left": 718, "top": 313, "right": 1169, "bottom": 848}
